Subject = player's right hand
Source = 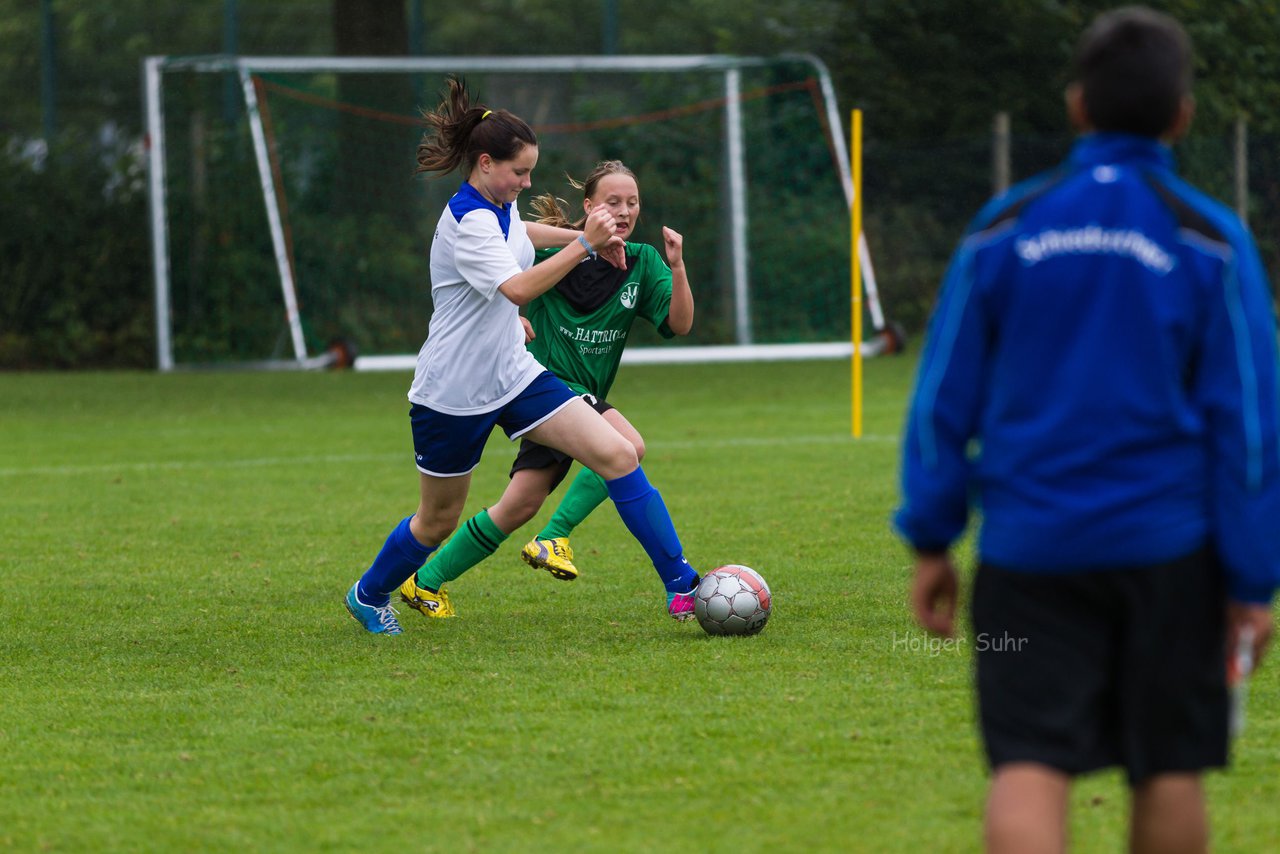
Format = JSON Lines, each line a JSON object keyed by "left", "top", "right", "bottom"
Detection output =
{"left": 582, "top": 207, "right": 616, "bottom": 252}
{"left": 911, "top": 552, "right": 958, "bottom": 638}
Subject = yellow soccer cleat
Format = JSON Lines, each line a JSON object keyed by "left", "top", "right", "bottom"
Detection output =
{"left": 520, "top": 537, "right": 579, "bottom": 581}
{"left": 398, "top": 575, "right": 458, "bottom": 619}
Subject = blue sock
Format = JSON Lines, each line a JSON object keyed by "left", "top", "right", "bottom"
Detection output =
{"left": 605, "top": 467, "right": 698, "bottom": 594}
{"left": 356, "top": 516, "right": 436, "bottom": 606}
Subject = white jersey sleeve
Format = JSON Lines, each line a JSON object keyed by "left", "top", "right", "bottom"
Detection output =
{"left": 455, "top": 212, "right": 525, "bottom": 300}
{"left": 408, "top": 184, "right": 544, "bottom": 414}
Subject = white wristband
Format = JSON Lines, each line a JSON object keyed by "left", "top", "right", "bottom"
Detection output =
{"left": 576, "top": 234, "right": 596, "bottom": 257}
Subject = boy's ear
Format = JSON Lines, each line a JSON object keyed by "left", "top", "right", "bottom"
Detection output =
{"left": 1065, "top": 82, "right": 1092, "bottom": 132}
{"left": 1164, "top": 95, "right": 1195, "bottom": 142}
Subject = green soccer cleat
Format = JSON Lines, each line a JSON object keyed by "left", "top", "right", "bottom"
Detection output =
{"left": 521, "top": 537, "right": 579, "bottom": 581}
{"left": 398, "top": 575, "right": 458, "bottom": 619}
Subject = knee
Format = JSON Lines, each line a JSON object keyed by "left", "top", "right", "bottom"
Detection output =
{"left": 515, "top": 493, "right": 545, "bottom": 525}
{"left": 604, "top": 435, "right": 634, "bottom": 468}
{"left": 601, "top": 437, "right": 639, "bottom": 477}
{"left": 493, "top": 494, "right": 542, "bottom": 531}
{"left": 412, "top": 509, "right": 458, "bottom": 546}
{"left": 632, "top": 436, "right": 646, "bottom": 462}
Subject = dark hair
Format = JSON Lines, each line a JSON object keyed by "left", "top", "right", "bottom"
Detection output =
{"left": 1073, "top": 6, "right": 1192, "bottom": 138}
{"left": 529, "top": 160, "right": 639, "bottom": 228}
{"left": 415, "top": 76, "right": 538, "bottom": 176}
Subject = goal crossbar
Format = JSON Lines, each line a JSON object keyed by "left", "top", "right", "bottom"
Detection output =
{"left": 144, "top": 53, "right": 884, "bottom": 371}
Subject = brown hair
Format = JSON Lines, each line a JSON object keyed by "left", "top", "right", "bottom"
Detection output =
{"left": 415, "top": 76, "right": 538, "bottom": 176}
{"left": 529, "top": 159, "right": 638, "bottom": 228}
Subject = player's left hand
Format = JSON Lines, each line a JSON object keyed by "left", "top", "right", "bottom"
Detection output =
{"left": 1226, "top": 600, "right": 1273, "bottom": 673}
{"left": 911, "top": 551, "right": 958, "bottom": 638}
{"left": 662, "top": 226, "right": 684, "bottom": 269}
{"left": 599, "top": 237, "right": 627, "bottom": 269}
{"left": 520, "top": 316, "right": 535, "bottom": 343}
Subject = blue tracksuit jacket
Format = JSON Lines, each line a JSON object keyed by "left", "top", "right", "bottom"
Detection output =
{"left": 894, "top": 133, "right": 1280, "bottom": 604}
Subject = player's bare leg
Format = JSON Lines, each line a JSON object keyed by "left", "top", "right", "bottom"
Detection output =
{"left": 985, "top": 763, "right": 1070, "bottom": 854}
{"left": 1129, "top": 773, "right": 1207, "bottom": 854}
{"left": 527, "top": 396, "right": 698, "bottom": 614}
{"left": 523, "top": 406, "right": 648, "bottom": 581}
{"left": 601, "top": 408, "right": 645, "bottom": 461}
{"left": 488, "top": 466, "right": 561, "bottom": 534}
{"left": 487, "top": 466, "right": 581, "bottom": 581}
{"left": 524, "top": 397, "right": 637, "bottom": 480}
{"left": 348, "top": 472, "right": 470, "bottom": 632}
{"left": 397, "top": 471, "right": 473, "bottom": 619}
{"left": 411, "top": 470, "right": 472, "bottom": 547}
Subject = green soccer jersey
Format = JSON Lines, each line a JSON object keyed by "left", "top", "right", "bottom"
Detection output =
{"left": 527, "top": 241, "right": 676, "bottom": 398}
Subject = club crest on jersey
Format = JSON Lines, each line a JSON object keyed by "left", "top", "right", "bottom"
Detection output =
{"left": 620, "top": 283, "right": 639, "bottom": 309}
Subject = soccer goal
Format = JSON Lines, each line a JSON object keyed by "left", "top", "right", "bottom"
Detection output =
{"left": 144, "top": 53, "right": 891, "bottom": 371}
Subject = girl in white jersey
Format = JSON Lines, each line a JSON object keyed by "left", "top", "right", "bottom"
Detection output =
{"left": 345, "top": 78, "right": 701, "bottom": 634}
{"left": 396, "top": 160, "right": 698, "bottom": 620}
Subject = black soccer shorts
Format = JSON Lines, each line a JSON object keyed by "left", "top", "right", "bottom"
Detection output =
{"left": 971, "top": 546, "right": 1229, "bottom": 786}
{"left": 508, "top": 393, "right": 615, "bottom": 490}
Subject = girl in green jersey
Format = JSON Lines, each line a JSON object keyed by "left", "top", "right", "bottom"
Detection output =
{"left": 401, "top": 160, "right": 698, "bottom": 619}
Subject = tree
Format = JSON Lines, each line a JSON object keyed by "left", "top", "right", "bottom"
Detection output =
{"left": 333, "top": 0, "right": 413, "bottom": 217}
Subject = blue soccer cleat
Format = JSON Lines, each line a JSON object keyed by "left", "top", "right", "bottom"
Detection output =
{"left": 345, "top": 581, "right": 403, "bottom": 635}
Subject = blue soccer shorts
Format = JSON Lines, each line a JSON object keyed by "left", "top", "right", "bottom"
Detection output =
{"left": 409, "top": 371, "right": 577, "bottom": 477}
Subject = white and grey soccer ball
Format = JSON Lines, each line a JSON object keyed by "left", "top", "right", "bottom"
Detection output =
{"left": 694, "top": 565, "right": 771, "bottom": 636}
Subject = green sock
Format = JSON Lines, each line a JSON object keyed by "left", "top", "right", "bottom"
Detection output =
{"left": 417, "top": 509, "right": 507, "bottom": 590}
{"left": 539, "top": 467, "right": 610, "bottom": 540}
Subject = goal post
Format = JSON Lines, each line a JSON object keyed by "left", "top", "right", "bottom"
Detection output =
{"left": 238, "top": 64, "right": 308, "bottom": 364}
{"left": 144, "top": 53, "right": 892, "bottom": 371}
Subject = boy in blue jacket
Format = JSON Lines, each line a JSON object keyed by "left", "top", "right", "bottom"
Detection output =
{"left": 894, "top": 7, "right": 1278, "bottom": 852}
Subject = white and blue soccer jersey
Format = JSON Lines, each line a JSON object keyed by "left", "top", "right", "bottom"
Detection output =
{"left": 408, "top": 182, "right": 544, "bottom": 414}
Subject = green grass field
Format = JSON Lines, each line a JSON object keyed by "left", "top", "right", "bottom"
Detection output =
{"left": 2, "top": 357, "right": 1277, "bottom": 852}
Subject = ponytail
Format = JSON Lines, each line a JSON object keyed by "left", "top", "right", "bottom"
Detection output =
{"left": 529, "top": 193, "right": 580, "bottom": 229}
{"left": 531, "top": 160, "right": 639, "bottom": 228}
{"left": 415, "top": 76, "right": 537, "bottom": 176}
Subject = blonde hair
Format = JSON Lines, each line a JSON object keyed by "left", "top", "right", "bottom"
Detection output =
{"left": 529, "top": 159, "right": 638, "bottom": 228}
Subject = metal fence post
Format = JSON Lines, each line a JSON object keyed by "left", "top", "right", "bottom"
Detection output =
{"left": 993, "top": 111, "right": 1011, "bottom": 195}
{"left": 1235, "top": 113, "right": 1249, "bottom": 226}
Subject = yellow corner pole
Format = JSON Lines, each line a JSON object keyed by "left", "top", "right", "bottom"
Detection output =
{"left": 851, "top": 109, "right": 864, "bottom": 438}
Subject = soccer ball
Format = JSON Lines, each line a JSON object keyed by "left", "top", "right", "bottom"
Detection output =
{"left": 694, "top": 565, "right": 771, "bottom": 636}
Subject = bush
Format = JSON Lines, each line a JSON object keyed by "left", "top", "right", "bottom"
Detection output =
{"left": 0, "top": 137, "right": 153, "bottom": 369}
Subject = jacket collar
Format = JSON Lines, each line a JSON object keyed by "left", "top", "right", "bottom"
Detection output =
{"left": 1069, "top": 133, "right": 1175, "bottom": 171}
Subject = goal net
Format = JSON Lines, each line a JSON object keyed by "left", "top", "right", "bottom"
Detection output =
{"left": 144, "top": 54, "right": 889, "bottom": 371}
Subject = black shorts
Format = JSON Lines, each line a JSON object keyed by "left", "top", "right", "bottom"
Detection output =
{"left": 971, "top": 546, "right": 1228, "bottom": 786}
{"left": 508, "top": 393, "right": 615, "bottom": 491}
